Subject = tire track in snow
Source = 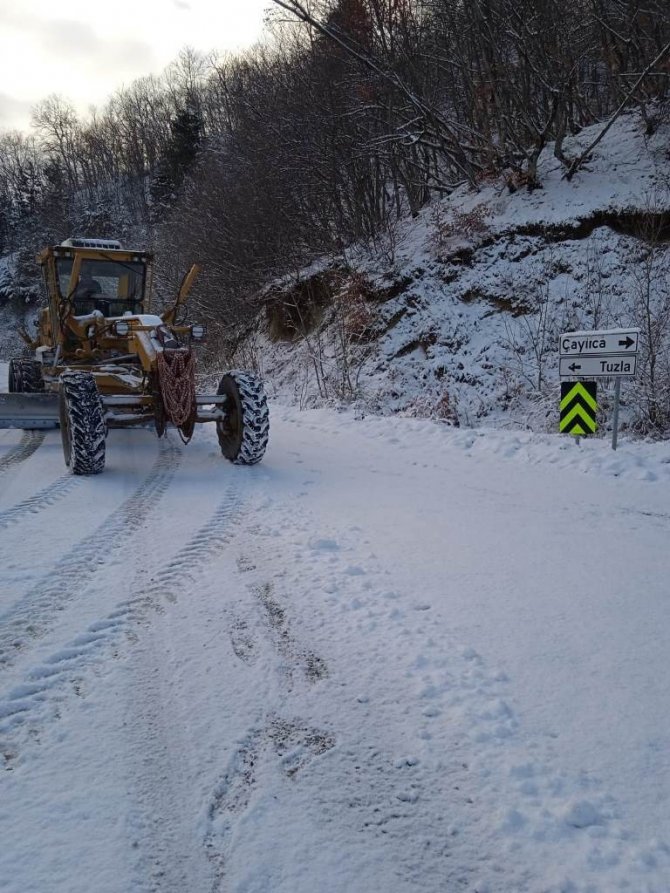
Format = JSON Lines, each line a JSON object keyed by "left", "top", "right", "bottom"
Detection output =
{"left": 217, "top": 525, "right": 486, "bottom": 890}
{"left": 217, "top": 512, "right": 490, "bottom": 889}
{"left": 197, "top": 530, "right": 337, "bottom": 889}
{"left": 0, "top": 475, "right": 80, "bottom": 531}
{"left": 122, "top": 482, "right": 254, "bottom": 893}
{"left": 124, "top": 631, "right": 214, "bottom": 893}
{"left": 203, "top": 716, "right": 336, "bottom": 892}
{"left": 253, "top": 579, "right": 329, "bottom": 688}
{"left": 0, "top": 430, "right": 44, "bottom": 477}
{"left": 228, "top": 554, "right": 329, "bottom": 689}
{"left": 0, "top": 480, "right": 248, "bottom": 763}
{"left": 0, "top": 436, "right": 182, "bottom": 672}
{"left": 121, "top": 478, "right": 248, "bottom": 615}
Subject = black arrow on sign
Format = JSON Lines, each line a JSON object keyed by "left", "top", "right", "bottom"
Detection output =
{"left": 569, "top": 362, "right": 581, "bottom": 372}
{"left": 619, "top": 336, "right": 635, "bottom": 349}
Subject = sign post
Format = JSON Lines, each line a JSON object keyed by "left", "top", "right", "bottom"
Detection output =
{"left": 611, "top": 378, "right": 621, "bottom": 451}
{"left": 559, "top": 328, "right": 639, "bottom": 450}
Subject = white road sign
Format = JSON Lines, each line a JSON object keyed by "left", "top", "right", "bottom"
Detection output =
{"left": 560, "top": 355, "right": 637, "bottom": 378}
{"left": 559, "top": 328, "right": 639, "bottom": 357}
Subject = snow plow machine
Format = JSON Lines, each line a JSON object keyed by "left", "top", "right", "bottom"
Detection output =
{"left": 0, "top": 238, "right": 269, "bottom": 474}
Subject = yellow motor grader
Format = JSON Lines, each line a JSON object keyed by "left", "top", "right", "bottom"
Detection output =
{"left": 0, "top": 238, "right": 269, "bottom": 474}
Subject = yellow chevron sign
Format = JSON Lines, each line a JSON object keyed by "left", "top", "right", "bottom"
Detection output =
{"left": 560, "top": 382, "right": 597, "bottom": 435}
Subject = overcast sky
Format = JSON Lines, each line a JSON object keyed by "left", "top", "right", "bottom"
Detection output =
{"left": 0, "top": 0, "right": 271, "bottom": 133}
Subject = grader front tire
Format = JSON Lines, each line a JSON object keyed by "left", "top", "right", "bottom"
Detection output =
{"left": 216, "top": 371, "right": 269, "bottom": 465}
{"left": 59, "top": 373, "right": 106, "bottom": 475}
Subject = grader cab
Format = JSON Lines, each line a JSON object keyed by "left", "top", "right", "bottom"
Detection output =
{"left": 0, "top": 238, "right": 269, "bottom": 474}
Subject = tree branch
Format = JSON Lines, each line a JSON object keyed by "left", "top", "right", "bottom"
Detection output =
{"left": 269, "top": 0, "right": 478, "bottom": 187}
{"left": 565, "top": 39, "right": 670, "bottom": 180}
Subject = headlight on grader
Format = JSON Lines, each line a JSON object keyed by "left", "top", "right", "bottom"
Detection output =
{"left": 113, "top": 320, "right": 130, "bottom": 336}
{"left": 191, "top": 324, "right": 206, "bottom": 342}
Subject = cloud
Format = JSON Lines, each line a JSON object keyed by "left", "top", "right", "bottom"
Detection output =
{"left": 42, "top": 19, "right": 112, "bottom": 58}
{"left": 0, "top": 13, "right": 161, "bottom": 132}
{"left": 0, "top": 1, "right": 267, "bottom": 133}
{"left": 0, "top": 6, "right": 33, "bottom": 30}
{"left": 38, "top": 19, "right": 158, "bottom": 74}
{"left": 0, "top": 93, "right": 35, "bottom": 132}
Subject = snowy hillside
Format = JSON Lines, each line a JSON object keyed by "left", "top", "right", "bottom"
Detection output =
{"left": 247, "top": 113, "right": 670, "bottom": 435}
{"left": 1, "top": 374, "right": 670, "bottom": 892}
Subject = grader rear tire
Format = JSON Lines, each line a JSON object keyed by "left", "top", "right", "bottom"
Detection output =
{"left": 216, "top": 371, "right": 269, "bottom": 465}
{"left": 8, "top": 359, "right": 18, "bottom": 393}
{"left": 59, "top": 373, "right": 106, "bottom": 475}
{"left": 8, "top": 359, "right": 44, "bottom": 393}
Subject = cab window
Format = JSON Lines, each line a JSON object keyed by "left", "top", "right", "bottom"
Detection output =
{"left": 56, "top": 258, "right": 146, "bottom": 317}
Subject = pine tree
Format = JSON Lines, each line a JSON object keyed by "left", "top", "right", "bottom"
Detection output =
{"left": 0, "top": 260, "right": 12, "bottom": 303}
{"left": 149, "top": 102, "right": 202, "bottom": 213}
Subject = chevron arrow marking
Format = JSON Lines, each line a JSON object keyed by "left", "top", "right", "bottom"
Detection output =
{"left": 560, "top": 382, "right": 597, "bottom": 412}
{"left": 560, "top": 402, "right": 597, "bottom": 433}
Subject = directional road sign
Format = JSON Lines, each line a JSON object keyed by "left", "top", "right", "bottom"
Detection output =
{"left": 559, "top": 328, "right": 639, "bottom": 357}
{"left": 559, "top": 354, "right": 637, "bottom": 378}
{"left": 560, "top": 381, "right": 597, "bottom": 435}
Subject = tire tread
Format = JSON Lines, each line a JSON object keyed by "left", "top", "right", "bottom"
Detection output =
{"left": 217, "top": 370, "right": 269, "bottom": 465}
{"left": 61, "top": 373, "right": 106, "bottom": 475}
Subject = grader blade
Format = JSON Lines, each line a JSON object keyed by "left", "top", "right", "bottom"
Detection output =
{"left": 0, "top": 393, "right": 60, "bottom": 429}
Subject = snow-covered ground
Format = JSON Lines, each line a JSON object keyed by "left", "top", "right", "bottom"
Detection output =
{"left": 1, "top": 362, "right": 669, "bottom": 891}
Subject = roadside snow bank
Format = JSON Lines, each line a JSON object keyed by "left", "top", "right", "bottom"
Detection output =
{"left": 273, "top": 404, "right": 670, "bottom": 484}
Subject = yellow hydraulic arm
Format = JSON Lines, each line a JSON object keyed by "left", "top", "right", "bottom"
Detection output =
{"left": 162, "top": 264, "right": 201, "bottom": 325}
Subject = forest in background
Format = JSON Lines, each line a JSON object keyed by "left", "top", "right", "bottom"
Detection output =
{"left": 0, "top": 0, "right": 668, "bottom": 344}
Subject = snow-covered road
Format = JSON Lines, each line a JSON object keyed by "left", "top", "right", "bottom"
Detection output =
{"left": 1, "top": 384, "right": 669, "bottom": 892}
